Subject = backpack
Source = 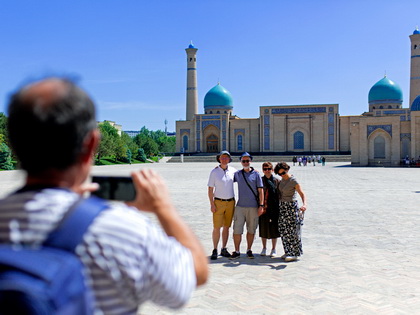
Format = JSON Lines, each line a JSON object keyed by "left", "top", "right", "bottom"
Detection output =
{"left": 0, "top": 196, "right": 108, "bottom": 315}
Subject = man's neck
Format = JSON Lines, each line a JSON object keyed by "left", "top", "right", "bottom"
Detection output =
{"left": 219, "top": 164, "right": 228, "bottom": 170}
{"left": 243, "top": 167, "right": 252, "bottom": 173}
{"left": 25, "top": 164, "right": 84, "bottom": 190}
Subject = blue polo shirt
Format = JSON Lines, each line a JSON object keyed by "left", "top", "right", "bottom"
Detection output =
{"left": 234, "top": 168, "right": 263, "bottom": 207}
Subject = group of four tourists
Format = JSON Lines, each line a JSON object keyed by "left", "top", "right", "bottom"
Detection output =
{"left": 208, "top": 151, "right": 307, "bottom": 262}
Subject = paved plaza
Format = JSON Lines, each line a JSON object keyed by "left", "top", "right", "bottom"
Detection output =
{"left": 1, "top": 161, "right": 419, "bottom": 314}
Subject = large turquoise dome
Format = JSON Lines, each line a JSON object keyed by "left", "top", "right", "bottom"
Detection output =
{"left": 368, "top": 77, "right": 403, "bottom": 104}
{"left": 411, "top": 95, "right": 420, "bottom": 111}
{"left": 204, "top": 83, "right": 233, "bottom": 109}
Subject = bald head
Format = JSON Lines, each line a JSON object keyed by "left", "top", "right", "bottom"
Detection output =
{"left": 8, "top": 77, "right": 97, "bottom": 175}
{"left": 19, "top": 78, "right": 70, "bottom": 109}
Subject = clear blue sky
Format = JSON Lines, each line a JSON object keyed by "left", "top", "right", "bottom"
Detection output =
{"left": 0, "top": 1, "right": 419, "bottom": 132}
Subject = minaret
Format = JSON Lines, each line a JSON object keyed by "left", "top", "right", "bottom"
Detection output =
{"left": 185, "top": 42, "right": 198, "bottom": 121}
{"left": 409, "top": 27, "right": 420, "bottom": 106}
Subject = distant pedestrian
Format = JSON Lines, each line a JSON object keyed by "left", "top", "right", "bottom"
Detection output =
{"left": 321, "top": 156, "right": 326, "bottom": 166}
{"left": 298, "top": 157, "right": 302, "bottom": 166}
{"left": 292, "top": 156, "right": 297, "bottom": 166}
{"left": 259, "top": 162, "right": 280, "bottom": 257}
{"left": 274, "top": 162, "right": 307, "bottom": 262}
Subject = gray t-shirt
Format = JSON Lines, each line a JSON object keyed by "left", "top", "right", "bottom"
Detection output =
{"left": 277, "top": 175, "right": 299, "bottom": 202}
{"left": 234, "top": 168, "right": 263, "bottom": 207}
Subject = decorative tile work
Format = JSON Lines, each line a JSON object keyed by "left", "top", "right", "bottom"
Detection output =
{"left": 367, "top": 125, "right": 392, "bottom": 137}
{"left": 328, "top": 113, "right": 334, "bottom": 149}
{"left": 400, "top": 133, "right": 411, "bottom": 140}
{"left": 400, "top": 115, "right": 406, "bottom": 121}
{"left": 383, "top": 110, "right": 407, "bottom": 115}
{"left": 264, "top": 114, "right": 270, "bottom": 150}
{"left": 203, "top": 115, "right": 221, "bottom": 119}
{"left": 272, "top": 107, "right": 326, "bottom": 114}
{"left": 234, "top": 129, "right": 245, "bottom": 135}
{"left": 202, "top": 120, "right": 220, "bottom": 129}
{"left": 329, "top": 107, "right": 334, "bottom": 112}
{"left": 180, "top": 129, "right": 190, "bottom": 135}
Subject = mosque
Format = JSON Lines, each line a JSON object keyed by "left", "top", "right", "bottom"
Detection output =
{"left": 176, "top": 28, "right": 420, "bottom": 166}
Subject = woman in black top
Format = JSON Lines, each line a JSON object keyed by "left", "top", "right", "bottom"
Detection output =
{"left": 259, "top": 162, "right": 280, "bottom": 257}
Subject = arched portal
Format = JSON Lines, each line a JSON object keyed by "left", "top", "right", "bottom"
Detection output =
{"left": 293, "top": 131, "right": 304, "bottom": 150}
{"left": 206, "top": 134, "right": 219, "bottom": 153}
{"left": 374, "top": 136, "right": 385, "bottom": 158}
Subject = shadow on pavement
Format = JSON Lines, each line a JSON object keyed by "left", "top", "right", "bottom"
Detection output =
{"left": 209, "top": 255, "right": 290, "bottom": 270}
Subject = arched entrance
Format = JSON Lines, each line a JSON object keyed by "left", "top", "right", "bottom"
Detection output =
{"left": 206, "top": 134, "right": 219, "bottom": 153}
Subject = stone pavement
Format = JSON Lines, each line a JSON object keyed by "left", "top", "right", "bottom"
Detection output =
{"left": 1, "top": 162, "right": 419, "bottom": 314}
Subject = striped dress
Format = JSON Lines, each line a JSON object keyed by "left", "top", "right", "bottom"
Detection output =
{"left": 0, "top": 188, "right": 196, "bottom": 314}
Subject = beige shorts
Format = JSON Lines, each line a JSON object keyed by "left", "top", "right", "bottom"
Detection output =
{"left": 213, "top": 199, "right": 235, "bottom": 228}
{"left": 233, "top": 206, "right": 259, "bottom": 235}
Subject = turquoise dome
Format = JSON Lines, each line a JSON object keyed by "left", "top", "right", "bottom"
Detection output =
{"left": 368, "top": 77, "right": 403, "bottom": 104}
{"left": 204, "top": 84, "right": 233, "bottom": 109}
{"left": 414, "top": 28, "right": 420, "bottom": 35}
{"left": 411, "top": 95, "right": 420, "bottom": 111}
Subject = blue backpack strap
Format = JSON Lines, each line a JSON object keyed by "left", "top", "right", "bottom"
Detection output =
{"left": 44, "top": 196, "right": 109, "bottom": 252}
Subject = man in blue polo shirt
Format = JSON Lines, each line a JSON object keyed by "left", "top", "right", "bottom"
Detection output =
{"left": 230, "top": 152, "right": 264, "bottom": 259}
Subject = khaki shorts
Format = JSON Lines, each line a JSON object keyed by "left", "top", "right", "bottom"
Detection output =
{"left": 233, "top": 206, "right": 259, "bottom": 235}
{"left": 213, "top": 199, "right": 235, "bottom": 228}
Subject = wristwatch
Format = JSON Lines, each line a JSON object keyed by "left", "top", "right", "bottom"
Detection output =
{"left": 259, "top": 204, "right": 264, "bottom": 207}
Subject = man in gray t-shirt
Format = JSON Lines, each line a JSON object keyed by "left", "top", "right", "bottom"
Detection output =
{"left": 230, "top": 152, "right": 264, "bottom": 259}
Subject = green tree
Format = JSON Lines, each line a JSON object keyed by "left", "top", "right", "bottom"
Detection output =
{"left": 157, "top": 135, "right": 176, "bottom": 153}
{"left": 0, "top": 141, "right": 13, "bottom": 170}
{"left": 96, "top": 122, "right": 120, "bottom": 162}
{"left": 136, "top": 148, "right": 147, "bottom": 162}
{"left": 121, "top": 132, "right": 138, "bottom": 156}
{"left": 134, "top": 132, "right": 159, "bottom": 157}
{"left": 0, "top": 113, "right": 8, "bottom": 146}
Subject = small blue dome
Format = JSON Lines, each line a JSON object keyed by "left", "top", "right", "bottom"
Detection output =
{"left": 411, "top": 95, "right": 420, "bottom": 111}
{"left": 188, "top": 43, "right": 196, "bottom": 48}
{"left": 414, "top": 28, "right": 420, "bottom": 35}
{"left": 204, "top": 84, "right": 233, "bottom": 109}
{"left": 368, "top": 77, "right": 403, "bottom": 104}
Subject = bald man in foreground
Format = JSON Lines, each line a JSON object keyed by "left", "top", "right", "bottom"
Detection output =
{"left": 0, "top": 78, "right": 208, "bottom": 314}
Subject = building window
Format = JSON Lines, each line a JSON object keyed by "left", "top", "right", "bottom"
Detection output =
{"left": 237, "top": 134, "right": 243, "bottom": 151}
{"left": 183, "top": 135, "right": 189, "bottom": 151}
{"left": 374, "top": 136, "right": 385, "bottom": 158}
{"left": 294, "top": 131, "right": 304, "bottom": 150}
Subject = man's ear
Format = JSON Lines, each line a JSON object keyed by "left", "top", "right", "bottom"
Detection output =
{"left": 81, "top": 129, "right": 100, "bottom": 163}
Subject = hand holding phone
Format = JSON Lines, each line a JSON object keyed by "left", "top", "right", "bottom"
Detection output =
{"left": 91, "top": 176, "right": 136, "bottom": 201}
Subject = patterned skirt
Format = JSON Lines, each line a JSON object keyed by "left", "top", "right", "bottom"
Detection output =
{"left": 278, "top": 201, "right": 303, "bottom": 256}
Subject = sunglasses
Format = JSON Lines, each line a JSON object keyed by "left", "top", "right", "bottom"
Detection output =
{"left": 241, "top": 160, "right": 251, "bottom": 163}
{"left": 263, "top": 168, "right": 272, "bottom": 171}
{"left": 278, "top": 171, "right": 287, "bottom": 176}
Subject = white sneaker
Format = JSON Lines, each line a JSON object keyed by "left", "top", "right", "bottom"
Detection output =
{"left": 260, "top": 248, "right": 267, "bottom": 256}
{"left": 284, "top": 256, "right": 297, "bottom": 262}
{"left": 270, "top": 249, "right": 277, "bottom": 257}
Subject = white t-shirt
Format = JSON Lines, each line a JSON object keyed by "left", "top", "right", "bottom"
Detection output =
{"left": 0, "top": 188, "right": 196, "bottom": 314}
{"left": 207, "top": 165, "right": 237, "bottom": 199}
